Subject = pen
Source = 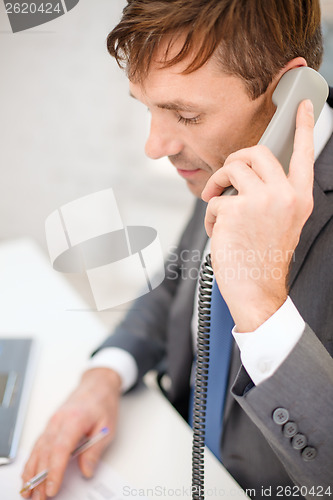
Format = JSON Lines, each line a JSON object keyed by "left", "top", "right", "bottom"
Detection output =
{"left": 20, "top": 427, "right": 110, "bottom": 495}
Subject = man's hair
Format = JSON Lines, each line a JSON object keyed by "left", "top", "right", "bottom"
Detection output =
{"left": 107, "top": 0, "right": 323, "bottom": 99}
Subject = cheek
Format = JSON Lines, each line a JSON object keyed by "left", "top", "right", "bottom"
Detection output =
{"left": 195, "top": 133, "right": 230, "bottom": 172}
{"left": 197, "top": 115, "right": 246, "bottom": 163}
{"left": 184, "top": 107, "right": 260, "bottom": 172}
{"left": 185, "top": 128, "right": 225, "bottom": 166}
{"left": 200, "top": 118, "right": 263, "bottom": 170}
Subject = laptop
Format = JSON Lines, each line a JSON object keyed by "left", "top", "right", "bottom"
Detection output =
{"left": 0, "top": 338, "right": 35, "bottom": 464}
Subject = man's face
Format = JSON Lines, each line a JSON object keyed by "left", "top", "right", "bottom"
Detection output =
{"left": 129, "top": 41, "right": 276, "bottom": 197}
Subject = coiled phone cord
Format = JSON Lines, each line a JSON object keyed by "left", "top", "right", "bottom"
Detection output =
{"left": 192, "top": 253, "right": 214, "bottom": 500}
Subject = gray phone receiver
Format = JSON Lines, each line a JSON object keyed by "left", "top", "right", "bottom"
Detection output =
{"left": 223, "top": 67, "right": 329, "bottom": 196}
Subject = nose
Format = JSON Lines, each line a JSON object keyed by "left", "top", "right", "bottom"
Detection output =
{"left": 145, "top": 115, "right": 183, "bottom": 159}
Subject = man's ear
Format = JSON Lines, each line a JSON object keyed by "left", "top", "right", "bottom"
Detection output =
{"left": 263, "top": 57, "right": 308, "bottom": 102}
{"left": 273, "top": 57, "right": 308, "bottom": 87}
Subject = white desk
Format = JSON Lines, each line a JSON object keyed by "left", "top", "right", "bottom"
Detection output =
{"left": 0, "top": 239, "right": 248, "bottom": 499}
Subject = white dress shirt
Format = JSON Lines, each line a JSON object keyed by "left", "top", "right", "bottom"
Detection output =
{"left": 88, "top": 102, "right": 333, "bottom": 391}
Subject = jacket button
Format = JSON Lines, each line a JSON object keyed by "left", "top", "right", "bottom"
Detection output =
{"left": 283, "top": 421, "right": 298, "bottom": 438}
{"left": 292, "top": 433, "right": 307, "bottom": 450}
{"left": 272, "top": 407, "right": 289, "bottom": 425}
{"left": 301, "top": 446, "right": 317, "bottom": 461}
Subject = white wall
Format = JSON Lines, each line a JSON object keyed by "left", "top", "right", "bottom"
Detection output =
{"left": 0, "top": 0, "right": 332, "bottom": 307}
{"left": 0, "top": 0, "right": 195, "bottom": 258}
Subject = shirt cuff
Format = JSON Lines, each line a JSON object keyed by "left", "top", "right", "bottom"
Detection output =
{"left": 232, "top": 297, "right": 305, "bottom": 386}
{"left": 87, "top": 347, "right": 138, "bottom": 393}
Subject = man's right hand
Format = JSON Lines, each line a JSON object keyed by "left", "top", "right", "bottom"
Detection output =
{"left": 21, "top": 367, "right": 122, "bottom": 499}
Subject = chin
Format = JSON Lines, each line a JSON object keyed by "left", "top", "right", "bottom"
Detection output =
{"left": 186, "top": 180, "right": 205, "bottom": 198}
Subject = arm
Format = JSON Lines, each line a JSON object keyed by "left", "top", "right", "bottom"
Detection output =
{"left": 91, "top": 197, "right": 203, "bottom": 382}
{"left": 232, "top": 324, "right": 333, "bottom": 492}
{"left": 202, "top": 100, "right": 333, "bottom": 492}
{"left": 21, "top": 199, "right": 202, "bottom": 500}
{"left": 229, "top": 208, "right": 333, "bottom": 492}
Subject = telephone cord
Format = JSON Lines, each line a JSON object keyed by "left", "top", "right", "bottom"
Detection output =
{"left": 192, "top": 253, "right": 213, "bottom": 500}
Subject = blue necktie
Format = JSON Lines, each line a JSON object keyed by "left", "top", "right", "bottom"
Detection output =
{"left": 203, "top": 278, "right": 234, "bottom": 460}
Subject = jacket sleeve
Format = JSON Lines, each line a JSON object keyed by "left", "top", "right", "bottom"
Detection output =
{"left": 231, "top": 324, "right": 333, "bottom": 496}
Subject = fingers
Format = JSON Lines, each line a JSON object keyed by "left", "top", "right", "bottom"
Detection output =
{"left": 288, "top": 99, "right": 315, "bottom": 195}
{"left": 21, "top": 450, "right": 38, "bottom": 497}
{"left": 202, "top": 145, "right": 288, "bottom": 202}
{"left": 78, "top": 423, "right": 114, "bottom": 479}
{"left": 22, "top": 423, "right": 114, "bottom": 499}
{"left": 202, "top": 159, "right": 263, "bottom": 201}
{"left": 21, "top": 447, "right": 48, "bottom": 499}
{"left": 21, "top": 423, "right": 110, "bottom": 499}
{"left": 21, "top": 368, "right": 120, "bottom": 500}
{"left": 224, "top": 145, "right": 286, "bottom": 183}
{"left": 45, "top": 417, "right": 91, "bottom": 496}
{"left": 204, "top": 196, "right": 239, "bottom": 237}
{"left": 21, "top": 418, "right": 84, "bottom": 499}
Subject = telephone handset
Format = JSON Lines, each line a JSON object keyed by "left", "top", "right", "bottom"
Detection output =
{"left": 191, "top": 67, "right": 329, "bottom": 500}
{"left": 223, "top": 66, "right": 329, "bottom": 196}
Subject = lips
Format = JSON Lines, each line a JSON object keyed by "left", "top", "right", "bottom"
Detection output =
{"left": 176, "top": 168, "right": 201, "bottom": 178}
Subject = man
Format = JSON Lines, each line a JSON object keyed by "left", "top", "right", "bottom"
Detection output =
{"left": 22, "top": 1, "right": 333, "bottom": 499}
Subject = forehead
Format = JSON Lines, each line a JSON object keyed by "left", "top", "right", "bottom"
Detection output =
{"left": 129, "top": 39, "right": 246, "bottom": 108}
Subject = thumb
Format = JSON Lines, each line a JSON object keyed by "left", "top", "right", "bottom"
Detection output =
{"left": 77, "top": 426, "right": 113, "bottom": 478}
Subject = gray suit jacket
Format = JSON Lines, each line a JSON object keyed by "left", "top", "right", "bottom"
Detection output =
{"left": 95, "top": 130, "right": 333, "bottom": 497}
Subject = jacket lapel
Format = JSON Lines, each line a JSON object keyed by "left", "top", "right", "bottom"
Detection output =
{"left": 289, "top": 133, "right": 333, "bottom": 287}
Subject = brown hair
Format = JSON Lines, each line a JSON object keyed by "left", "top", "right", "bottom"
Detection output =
{"left": 107, "top": 0, "right": 323, "bottom": 99}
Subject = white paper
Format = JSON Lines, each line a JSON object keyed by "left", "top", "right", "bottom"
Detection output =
{"left": 0, "top": 453, "right": 147, "bottom": 499}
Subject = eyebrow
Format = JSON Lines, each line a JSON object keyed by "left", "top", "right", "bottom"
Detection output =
{"left": 129, "top": 91, "right": 200, "bottom": 112}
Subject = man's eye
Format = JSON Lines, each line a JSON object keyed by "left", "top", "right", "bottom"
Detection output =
{"left": 177, "top": 114, "right": 201, "bottom": 126}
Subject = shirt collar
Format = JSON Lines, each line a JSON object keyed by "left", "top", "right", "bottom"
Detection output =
{"left": 314, "top": 102, "right": 333, "bottom": 161}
